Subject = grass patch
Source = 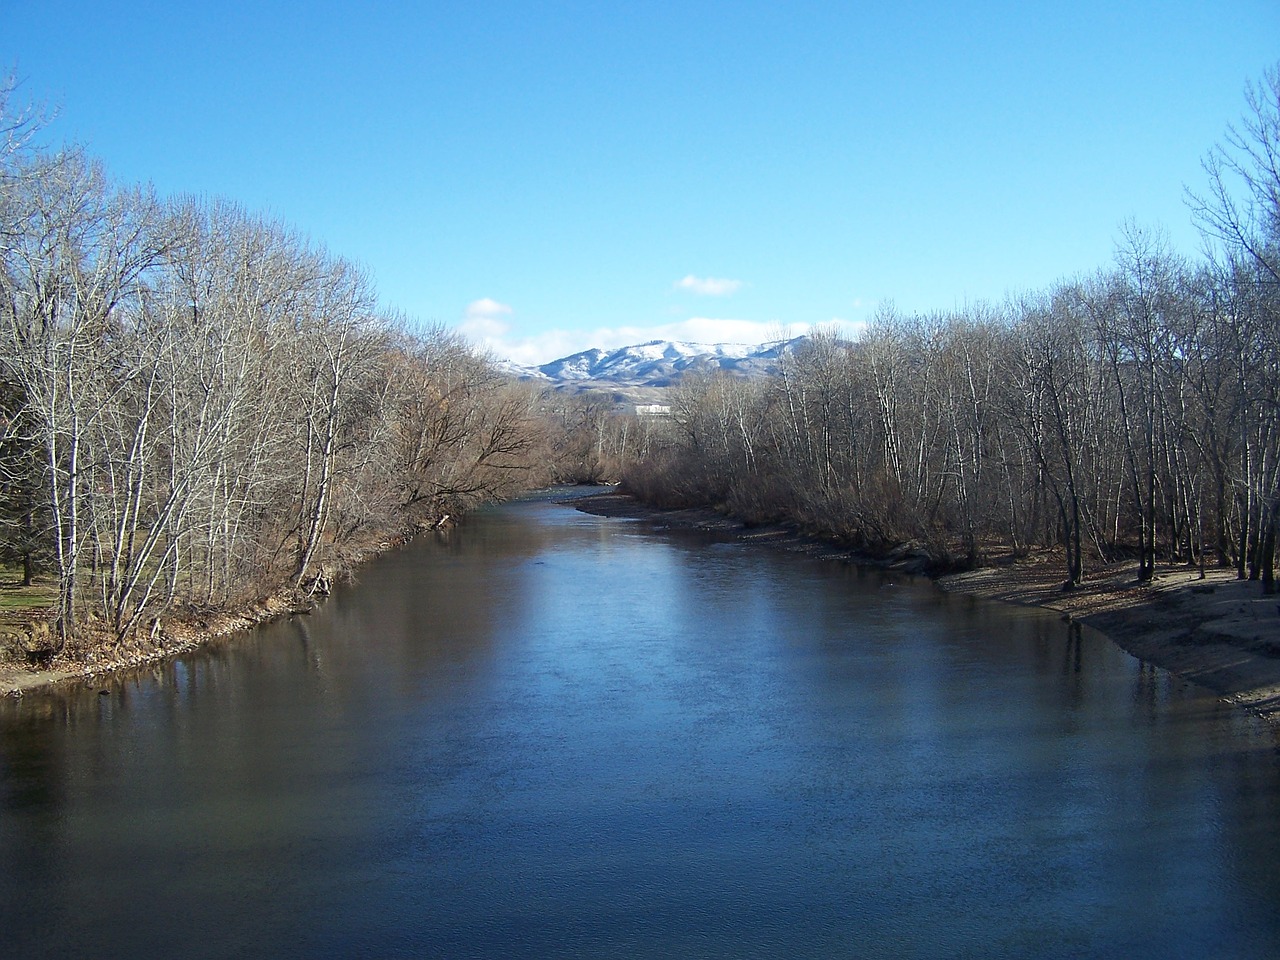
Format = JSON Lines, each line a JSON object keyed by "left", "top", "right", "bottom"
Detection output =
{"left": 0, "top": 564, "right": 55, "bottom": 613}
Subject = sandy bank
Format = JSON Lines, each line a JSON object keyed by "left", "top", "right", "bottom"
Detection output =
{"left": 941, "top": 561, "right": 1280, "bottom": 723}
{"left": 573, "top": 491, "right": 1280, "bottom": 724}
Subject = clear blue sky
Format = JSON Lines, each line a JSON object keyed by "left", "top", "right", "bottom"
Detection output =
{"left": 4, "top": 1, "right": 1277, "bottom": 363}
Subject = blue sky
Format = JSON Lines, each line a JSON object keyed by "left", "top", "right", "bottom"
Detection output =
{"left": 4, "top": 2, "right": 1277, "bottom": 363}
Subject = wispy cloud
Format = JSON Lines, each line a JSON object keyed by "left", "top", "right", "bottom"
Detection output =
{"left": 674, "top": 275, "right": 743, "bottom": 296}
{"left": 456, "top": 297, "right": 515, "bottom": 346}
{"left": 463, "top": 297, "right": 512, "bottom": 323}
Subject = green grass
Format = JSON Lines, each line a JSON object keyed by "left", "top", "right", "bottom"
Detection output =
{"left": 0, "top": 564, "right": 56, "bottom": 613}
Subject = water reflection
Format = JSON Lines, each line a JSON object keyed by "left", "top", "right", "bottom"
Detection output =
{"left": 2, "top": 492, "right": 1280, "bottom": 959}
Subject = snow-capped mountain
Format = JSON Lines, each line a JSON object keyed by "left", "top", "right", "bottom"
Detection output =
{"left": 505, "top": 338, "right": 802, "bottom": 388}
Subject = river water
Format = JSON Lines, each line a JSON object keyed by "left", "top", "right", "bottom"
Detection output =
{"left": 2, "top": 491, "right": 1279, "bottom": 958}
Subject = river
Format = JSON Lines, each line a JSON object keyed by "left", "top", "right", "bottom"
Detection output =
{"left": 2, "top": 490, "right": 1279, "bottom": 958}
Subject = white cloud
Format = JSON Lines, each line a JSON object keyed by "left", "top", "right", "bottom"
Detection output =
{"left": 825, "top": 317, "right": 869, "bottom": 339}
{"left": 471, "top": 316, "right": 869, "bottom": 367}
{"left": 637, "top": 317, "right": 781, "bottom": 345}
{"left": 463, "top": 297, "right": 512, "bottom": 323}
{"left": 451, "top": 293, "right": 877, "bottom": 366}
{"left": 456, "top": 298, "right": 515, "bottom": 349}
{"left": 674, "top": 275, "right": 743, "bottom": 296}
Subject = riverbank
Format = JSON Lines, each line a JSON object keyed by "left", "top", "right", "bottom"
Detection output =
{"left": 0, "top": 588, "right": 321, "bottom": 697}
{"left": 0, "top": 521, "right": 447, "bottom": 697}
{"left": 573, "top": 491, "right": 1280, "bottom": 724}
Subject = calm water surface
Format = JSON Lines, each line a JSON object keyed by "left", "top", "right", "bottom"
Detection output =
{"left": 2, "top": 491, "right": 1280, "bottom": 958}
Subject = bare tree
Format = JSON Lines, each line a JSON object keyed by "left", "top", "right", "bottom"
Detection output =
{"left": 0, "top": 149, "right": 173, "bottom": 645}
{"left": 1191, "top": 63, "right": 1280, "bottom": 283}
{"left": 1188, "top": 67, "right": 1280, "bottom": 587}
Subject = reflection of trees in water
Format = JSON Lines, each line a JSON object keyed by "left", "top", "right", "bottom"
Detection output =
{"left": 1063, "top": 621, "right": 1084, "bottom": 674}
{"left": 0, "top": 693, "right": 77, "bottom": 953}
{"left": 1049, "top": 620, "right": 1088, "bottom": 714}
{"left": 1131, "top": 659, "right": 1166, "bottom": 721}
{"left": 7, "top": 499, "right": 1280, "bottom": 954}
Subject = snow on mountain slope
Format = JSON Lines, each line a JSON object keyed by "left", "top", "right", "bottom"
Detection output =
{"left": 506, "top": 338, "right": 803, "bottom": 387}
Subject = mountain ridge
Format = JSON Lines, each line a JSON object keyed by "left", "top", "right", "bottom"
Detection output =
{"left": 502, "top": 337, "right": 804, "bottom": 389}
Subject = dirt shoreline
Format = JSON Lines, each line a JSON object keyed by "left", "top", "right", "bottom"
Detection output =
{"left": 572, "top": 491, "right": 1280, "bottom": 725}
{"left": 0, "top": 588, "right": 320, "bottom": 697}
{"left": 0, "top": 522, "right": 449, "bottom": 698}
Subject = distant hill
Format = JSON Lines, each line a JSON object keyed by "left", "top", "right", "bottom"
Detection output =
{"left": 501, "top": 337, "right": 804, "bottom": 393}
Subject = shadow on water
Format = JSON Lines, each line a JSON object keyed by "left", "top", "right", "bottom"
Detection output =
{"left": 2, "top": 491, "right": 1280, "bottom": 958}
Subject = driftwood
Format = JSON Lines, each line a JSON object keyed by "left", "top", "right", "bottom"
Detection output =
{"left": 302, "top": 566, "right": 333, "bottom": 599}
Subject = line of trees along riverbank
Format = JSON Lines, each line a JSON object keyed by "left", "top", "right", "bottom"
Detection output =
{"left": 625, "top": 68, "right": 1280, "bottom": 591}
{"left": 4, "top": 66, "right": 1278, "bottom": 658}
{"left": 0, "top": 89, "right": 626, "bottom": 654}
